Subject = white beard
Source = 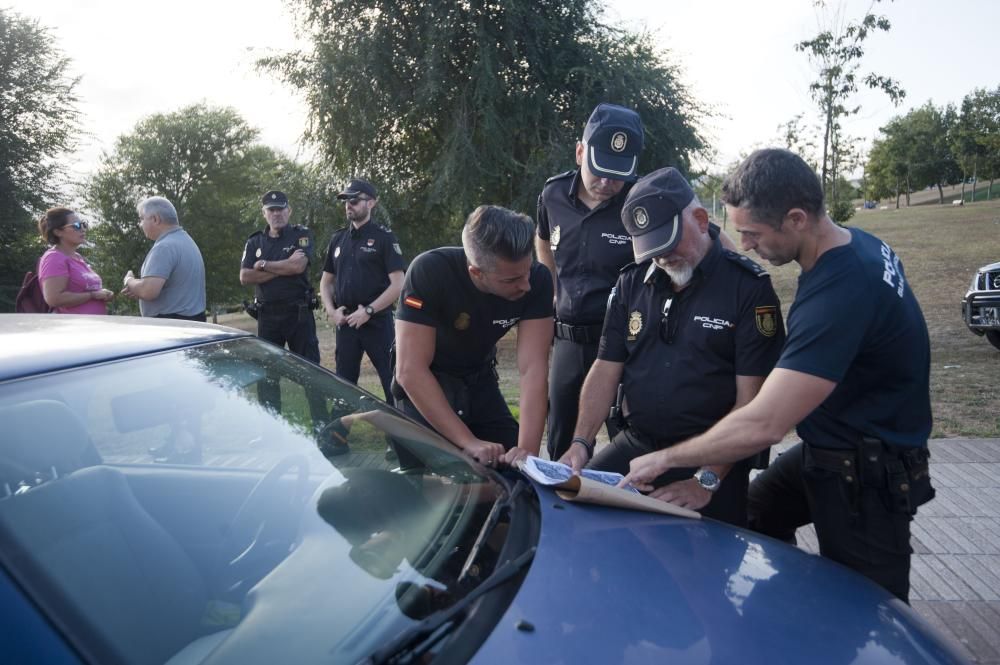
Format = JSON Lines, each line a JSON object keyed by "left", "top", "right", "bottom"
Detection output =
{"left": 662, "top": 262, "right": 693, "bottom": 288}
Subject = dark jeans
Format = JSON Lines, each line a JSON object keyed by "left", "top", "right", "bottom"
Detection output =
{"left": 334, "top": 314, "right": 394, "bottom": 401}
{"left": 590, "top": 427, "right": 750, "bottom": 528}
{"left": 393, "top": 367, "right": 518, "bottom": 468}
{"left": 546, "top": 336, "right": 619, "bottom": 460}
{"left": 747, "top": 441, "right": 921, "bottom": 602}
{"left": 256, "top": 304, "right": 322, "bottom": 418}
{"left": 155, "top": 312, "right": 206, "bottom": 322}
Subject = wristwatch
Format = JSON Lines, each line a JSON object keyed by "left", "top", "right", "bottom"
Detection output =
{"left": 364, "top": 305, "right": 375, "bottom": 316}
{"left": 693, "top": 468, "right": 721, "bottom": 493}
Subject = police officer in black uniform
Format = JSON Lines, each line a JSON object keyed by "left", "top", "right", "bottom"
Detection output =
{"left": 561, "top": 168, "right": 785, "bottom": 527}
{"left": 536, "top": 103, "right": 644, "bottom": 460}
{"left": 621, "top": 150, "right": 934, "bottom": 602}
{"left": 240, "top": 190, "right": 321, "bottom": 363}
{"left": 320, "top": 179, "right": 405, "bottom": 402}
{"left": 394, "top": 205, "right": 554, "bottom": 469}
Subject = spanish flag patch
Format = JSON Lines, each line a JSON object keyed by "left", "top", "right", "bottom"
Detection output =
{"left": 404, "top": 296, "right": 424, "bottom": 310}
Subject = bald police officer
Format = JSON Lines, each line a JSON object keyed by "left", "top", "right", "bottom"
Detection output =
{"left": 561, "top": 168, "right": 785, "bottom": 526}
{"left": 394, "top": 205, "right": 554, "bottom": 468}
{"left": 240, "top": 190, "right": 320, "bottom": 364}
{"left": 320, "top": 178, "right": 405, "bottom": 402}
{"left": 536, "top": 103, "right": 644, "bottom": 460}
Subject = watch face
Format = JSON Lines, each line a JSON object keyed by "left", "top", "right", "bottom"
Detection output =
{"left": 696, "top": 469, "right": 720, "bottom": 491}
{"left": 365, "top": 306, "right": 375, "bottom": 315}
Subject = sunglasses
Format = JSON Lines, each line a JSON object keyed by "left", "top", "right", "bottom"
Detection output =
{"left": 345, "top": 196, "right": 371, "bottom": 206}
{"left": 659, "top": 297, "right": 676, "bottom": 344}
{"left": 67, "top": 220, "right": 89, "bottom": 231}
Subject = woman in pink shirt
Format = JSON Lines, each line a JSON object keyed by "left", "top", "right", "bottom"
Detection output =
{"left": 37, "top": 207, "right": 114, "bottom": 314}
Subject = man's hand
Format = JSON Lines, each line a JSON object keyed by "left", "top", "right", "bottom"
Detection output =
{"left": 503, "top": 446, "right": 530, "bottom": 467}
{"left": 558, "top": 442, "right": 590, "bottom": 475}
{"left": 618, "top": 449, "right": 671, "bottom": 492}
{"left": 344, "top": 305, "right": 371, "bottom": 329}
{"left": 464, "top": 440, "right": 506, "bottom": 467}
{"left": 327, "top": 305, "right": 348, "bottom": 327}
{"left": 648, "top": 478, "right": 711, "bottom": 510}
{"left": 91, "top": 289, "right": 115, "bottom": 302}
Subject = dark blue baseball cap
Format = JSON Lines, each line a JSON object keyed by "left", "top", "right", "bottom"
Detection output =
{"left": 621, "top": 167, "right": 695, "bottom": 263}
{"left": 261, "top": 190, "right": 289, "bottom": 208}
{"left": 582, "top": 103, "right": 644, "bottom": 182}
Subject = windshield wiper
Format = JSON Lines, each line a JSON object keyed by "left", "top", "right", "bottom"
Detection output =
{"left": 457, "top": 478, "right": 526, "bottom": 583}
{"left": 358, "top": 545, "right": 536, "bottom": 665}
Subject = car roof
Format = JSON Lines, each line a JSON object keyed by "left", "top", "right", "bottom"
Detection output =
{"left": 0, "top": 315, "right": 251, "bottom": 382}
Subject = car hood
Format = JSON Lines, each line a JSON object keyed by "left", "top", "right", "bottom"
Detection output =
{"left": 978, "top": 261, "right": 1000, "bottom": 273}
{"left": 470, "top": 479, "right": 967, "bottom": 665}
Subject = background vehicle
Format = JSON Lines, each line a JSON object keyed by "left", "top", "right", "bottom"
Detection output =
{"left": 0, "top": 316, "right": 969, "bottom": 664}
{"left": 962, "top": 260, "right": 1000, "bottom": 350}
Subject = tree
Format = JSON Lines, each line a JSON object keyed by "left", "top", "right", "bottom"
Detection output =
{"left": 953, "top": 87, "right": 1000, "bottom": 201}
{"left": 0, "top": 8, "right": 81, "bottom": 310}
{"left": 84, "top": 104, "right": 338, "bottom": 313}
{"left": 259, "top": 0, "right": 706, "bottom": 255}
{"left": 795, "top": 1, "right": 905, "bottom": 205}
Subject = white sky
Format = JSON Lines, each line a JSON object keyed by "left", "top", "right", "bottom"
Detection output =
{"left": 7, "top": 0, "right": 999, "bottom": 179}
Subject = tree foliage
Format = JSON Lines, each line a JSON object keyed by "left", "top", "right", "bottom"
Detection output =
{"left": 0, "top": 8, "right": 81, "bottom": 310}
{"left": 84, "top": 104, "right": 341, "bottom": 312}
{"left": 259, "top": 0, "right": 707, "bottom": 255}
{"left": 795, "top": 0, "right": 904, "bottom": 207}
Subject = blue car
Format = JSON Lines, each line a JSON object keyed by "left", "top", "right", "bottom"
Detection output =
{"left": 0, "top": 315, "right": 968, "bottom": 664}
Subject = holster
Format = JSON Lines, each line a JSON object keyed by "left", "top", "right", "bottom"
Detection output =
{"left": 242, "top": 300, "right": 259, "bottom": 321}
{"left": 860, "top": 437, "right": 935, "bottom": 516}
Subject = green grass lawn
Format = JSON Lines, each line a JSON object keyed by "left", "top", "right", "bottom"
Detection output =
{"left": 224, "top": 198, "right": 1000, "bottom": 439}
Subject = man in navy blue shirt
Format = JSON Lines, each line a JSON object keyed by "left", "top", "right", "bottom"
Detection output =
{"left": 320, "top": 179, "right": 405, "bottom": 403}
{"left": 622, "top": 149, "right": 934, "bottom": 602}
{"left": 561, "top": 168, "right": 785, "bottom": 526}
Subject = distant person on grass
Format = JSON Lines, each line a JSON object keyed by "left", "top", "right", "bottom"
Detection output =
{"left": 121, "top": 196, "right": 206, "bottom": 321}
{"left": 36, "top": 207, "right": 114, "bottom": 314}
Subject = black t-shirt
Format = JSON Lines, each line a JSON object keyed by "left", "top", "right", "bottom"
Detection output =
{"left": 396, "top": 247, "right": 554, "bottom": 377}
{"left": 537, "top": 170, "right": 634, "bottom": 325}
{"left": 776, "top": 227, "right": 931, "bottom": 450}
{"left": 324, "top": 221, "right": 405, "bottom": 310}
{"left": 241, "top": 224, "right": 314, "bottom": 302}
{"left": 599, "top": 234, "right": 786, "bottom": 441}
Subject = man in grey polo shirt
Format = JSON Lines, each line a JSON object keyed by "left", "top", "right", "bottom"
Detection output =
{"left": 121, "top": 196, "right": 207, "bottom": 320}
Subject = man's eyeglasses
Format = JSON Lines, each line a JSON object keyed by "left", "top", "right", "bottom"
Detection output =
{"left": 68, "top": 220, "right": 89, "bottom": 231}
{"left": 659, "top": 297, "right": 676, "bottom": 344}
{"left": 345, "top": 196, "right": 371, "bottom": 206}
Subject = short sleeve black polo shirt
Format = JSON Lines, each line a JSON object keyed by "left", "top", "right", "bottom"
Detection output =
{"left": 537, "top": 170, "right": 635, "bottom": 325}
{"left": 396, "top": 247, "right": 554, "bottom": 377}
{"left": 776, "top": 227, "right": 931, "bottom": 450}
{"left": 241, "top": 224, "right": 315, "bottom": 302}
{"left": 324, "top": 221, "right": 405, "bottom": 310}
{"left": 599, "top": 235, "right": 786, "bottom": 442}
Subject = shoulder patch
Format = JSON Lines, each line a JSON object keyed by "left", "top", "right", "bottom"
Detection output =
{"left": 376, "top": 223, "right": 392, "bottom": 233}
{"left": 723, "top": 249, "right": 769, "bottom": 277}
{"left": 544, "top": 170, "right": 575, "bottom": 185}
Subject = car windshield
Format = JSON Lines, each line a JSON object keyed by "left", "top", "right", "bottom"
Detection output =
{"left": 0, "top": 337, "right": 524, "bottom": 665}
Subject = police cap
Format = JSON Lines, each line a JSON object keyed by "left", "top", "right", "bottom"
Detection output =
{"left": 582, "top": 103, "right": 644, "bottom": 182}
{"left": 336, "top": 178, "right": 378, "bottom": 200}
{"left": 621, "top": 167, "right": 695, "bottom": 263}
{"left": 261, "top": 191, "right": 289, "bottom": 208}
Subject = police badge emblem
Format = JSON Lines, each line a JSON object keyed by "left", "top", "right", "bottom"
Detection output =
{"left": 367, "top": 238, "right": 375, "bottom": 247}
{"left": 611, "top": 131, "right": 628, "bottom": 153}
{"left": 755, "top": 306, "right": 777, "bottom": 337}
{"left": 627, "top": 311, "right": 643, "bottom": 339}
{"left": 454, "top": 312, "right": 471, "bottom": 331}
{"left": 298, "top": 236, "right": 309, "bottom": 247}
{"left": 255, "top": 248, "right": 262, "bottom": 258}
{"left": 550, "top": 225, "right": 561, "bottom": 250}
{"left": 393, "top": 243, "right": 402, "bottom": 255}
{"left": 334, "top": 246, "right": 341, "bottom": 258}
{"left": 633, "top": 207, "right": 649, "bottom": 229}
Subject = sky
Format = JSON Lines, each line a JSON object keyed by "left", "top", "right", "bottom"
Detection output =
{"left": 6, "top": 0, "right": 999, "bottom": 180}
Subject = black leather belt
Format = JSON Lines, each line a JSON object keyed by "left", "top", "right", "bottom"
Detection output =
{"left": 554, "top": 321, "right": 603, "bottom": 344}
{"left": 256, "top": 299, "right": 306, "bottom": 310}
